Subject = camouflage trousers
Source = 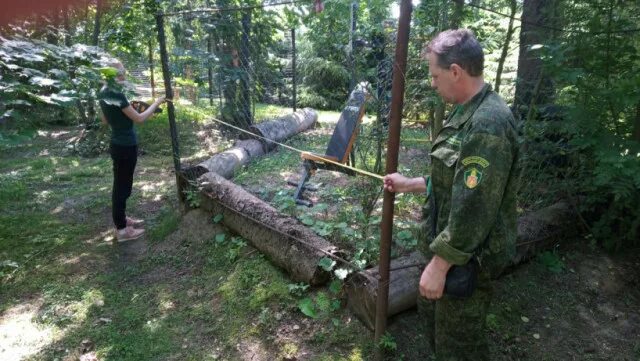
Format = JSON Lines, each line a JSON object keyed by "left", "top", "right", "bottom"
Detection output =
{"left": 416, "top": 273, "right": 493, "bottom": 361}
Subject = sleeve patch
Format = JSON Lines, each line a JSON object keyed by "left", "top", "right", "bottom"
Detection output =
{"left": 464, "top": 167, "right": 483, "bottom": 189}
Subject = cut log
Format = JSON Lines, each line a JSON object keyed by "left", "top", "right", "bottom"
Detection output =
{"left": 196, "top": 139, "right": 266, "bottom": 179}
{"left": 345, "top": 251, "right": 426, "bottom": 331}
{"left": 198, "top": 171, "right": 337, "bottom": 285}
{"left": 346, "top": 201, "right": 580, "bottom": 330}
{"left": 241, "top": 108, "right": 318, "bottom": 149}
{"left": 510, "top": 201, "right": 580, "bottom": 266}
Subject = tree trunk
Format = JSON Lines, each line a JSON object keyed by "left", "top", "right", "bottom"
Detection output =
{"left": 450, "top": 0, "right": 464, "bottom": 29}
{"left": 92, "top": 0, "right": 102, "bottom": 46}
{"left": 198, "top": 172, "right": 338, "bottom": 285}
{"left": 513, "top": 0, "right": 559, "bottom": 112}
{"left": 241, "top": 108, "right": 318, "bottom": 149}
{"left": 239, "top": 11, "right": 252, "bottom": 126}
{"left": 149, "top": 39, "right": 155, "bottom": 98}
{"left": 433, "top": 100, "right": 445, "bottom": 138}
{"left": 182, "top": 108, "right": 317, "bottom": 181}
{"left": 208, "top": 35, "right": 214, "bottom": 106}
{"left": 63, "top": 6, "right": 72, "bottom": 46}
{"left": 633, "top": 99, "right": 640, "bottom": 142}
{"left": 346, "top": 201, "right": 580, "bottom": 330}
{"left": 194, "top": 139, "right": 266, "bottom": 180}
{"left": 495, "top": 0, "right": 517, "bottom": 94}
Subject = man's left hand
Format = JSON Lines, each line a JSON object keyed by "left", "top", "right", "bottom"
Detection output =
{"left": 419, "top": 255, "right": 452, "bottom": 300}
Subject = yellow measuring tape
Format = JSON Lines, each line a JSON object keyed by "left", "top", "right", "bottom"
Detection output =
{"left": 206, "top": 116, "right": 384, "bottom": 181}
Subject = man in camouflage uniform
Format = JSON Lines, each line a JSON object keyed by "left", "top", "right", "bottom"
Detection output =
{"left": 383, "top": 29, "right": 519, "bottom": 360}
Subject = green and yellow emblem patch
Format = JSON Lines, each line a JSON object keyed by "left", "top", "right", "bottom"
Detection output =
{"left": 464, "top": 167, "right": 483, "bottom": 189}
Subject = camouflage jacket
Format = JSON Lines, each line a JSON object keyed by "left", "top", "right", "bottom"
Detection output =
{"left": 423, "top": 83, "right": 519, "bottom": 277}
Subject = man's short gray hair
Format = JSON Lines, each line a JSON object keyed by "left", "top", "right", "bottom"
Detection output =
{"left": 423, "top": 29, "right": 484, "bottom": 77}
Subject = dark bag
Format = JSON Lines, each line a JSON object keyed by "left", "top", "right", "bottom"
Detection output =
{"left": 444, "top": 257, "right": 479, "bottom": 298}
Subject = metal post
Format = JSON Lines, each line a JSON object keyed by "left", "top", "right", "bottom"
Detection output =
{"left": 349, "top": 1, "right": 357, "bottom": 92}
{"left": 155, "top": 14, "right": 181, "bottom": 184}
{"left": 374, "top": 0, "right": 412, "bottom": 359}
{"left": 291, "top": 28, "right": 297, "bottom": 112}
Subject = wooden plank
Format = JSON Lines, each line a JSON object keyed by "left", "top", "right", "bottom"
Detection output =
{"left": 324, "top": 89, "right": 367, "bottom": 162}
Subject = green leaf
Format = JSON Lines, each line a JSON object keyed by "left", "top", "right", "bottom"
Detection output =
{"left": 316, "top": 292, "right": 331, "bottom": 313}
{"left": 98, "top": 67, "right": 119, "bottom": 79}
{"left": 298, "top": 297, "right": 317, "bottom": 318}
{"left": 397, "top": 230, "right": 412, "bottom": 240}
{"left": 329, "top": 279, "right": 342, "bottom": 294}
{"left": 29, "top": 77, "right": 59, "bottom": 88}
{"left": 0, "top": 260, "right": 19, "bottom": 268}
{"left": 300, "top": 215, "right": 315, "bottom": 226}
{"left": 314, "top": 203, "right": 328, "bottom": 212}
{"left": 215, "top": 233, "right": 226, "bottom": 244}
{"left": 318, "top": 257, "right": 336, "bottom": 272}
{"left": 212, "top": 214, "right": 224, "bottom": 223}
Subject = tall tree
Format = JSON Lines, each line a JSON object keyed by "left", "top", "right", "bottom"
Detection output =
{"left": 92, "top": 0, "right": 102, "bottom": 46}
{"left": 495, "top": 0, "right": 518, "bottom": 95}
{"left": 513, "top": 0, "right": 561, "bottom": 114}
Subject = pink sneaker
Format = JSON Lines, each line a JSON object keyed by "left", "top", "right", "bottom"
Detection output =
{"left": 126, "top": 216, "right": 145, "bottom": 227}
{"left": 116, "top": 226, "right": 145, "bottom": 242}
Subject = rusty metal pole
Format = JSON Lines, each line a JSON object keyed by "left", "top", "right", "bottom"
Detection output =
{"left": 155, "top": 13, "right": 182, "bottom": 188}
{"left": 374, "top": 0, "right": 412, "bottom": 359}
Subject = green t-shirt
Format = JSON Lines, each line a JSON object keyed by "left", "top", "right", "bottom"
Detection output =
{"left": 98, "top": 86, "right": 136, "bottom": 146}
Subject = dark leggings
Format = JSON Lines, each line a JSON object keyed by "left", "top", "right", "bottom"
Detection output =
{"left": 110, "top": 144, "right": 138, "bottom": 230}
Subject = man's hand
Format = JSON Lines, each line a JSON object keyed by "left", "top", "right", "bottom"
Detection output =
{"left": 383, "top": 173, "right": 426, "bottom": 193}
{"left": 419, "top": 255, "right": 452, "bottom": 300}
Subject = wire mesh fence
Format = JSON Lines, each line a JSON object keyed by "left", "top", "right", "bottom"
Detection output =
{"left": 157, "top": 2, "right": 300, "bottom": 132}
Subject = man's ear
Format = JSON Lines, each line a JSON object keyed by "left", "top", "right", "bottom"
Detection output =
{"left": 450, "top": 63, "right": 463, "bottom": 79}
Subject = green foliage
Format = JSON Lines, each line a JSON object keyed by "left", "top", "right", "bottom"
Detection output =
{"left": 297, "top": 291, "right": 341, "bottom": 320}
{"left": 519, "top": 1, "right": 640, "bottom": 250}
{"left": 378, "top": 332, "right": 397, "bottom": 352}
{"left": 537, "top": 251, "right": 565, "bottom": 274}
{"left": 299, "top": 57, "right": 350, "bottom": 110}
{"left": 184, "top": 188, "right": 201, "bottom": 208}
{"left": 0, "top": 37, "right": 108, "bottom": 129}
{"left": 287, "top": 282, "right": 310, "bottom": 297}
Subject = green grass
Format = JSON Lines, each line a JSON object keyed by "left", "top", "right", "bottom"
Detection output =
{"left": 5, "top": 102, "right": 630, "bottom": 361}
{"left": 0, "top": 107, "right": 377, "bottom": 360}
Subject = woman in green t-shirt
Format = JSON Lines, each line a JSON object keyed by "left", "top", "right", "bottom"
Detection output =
{"left": 98, "top": 61, "right": 165, "bottom": 242}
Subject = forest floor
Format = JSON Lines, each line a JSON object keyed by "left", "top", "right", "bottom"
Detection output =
{"left": 1, "top": 108, "right": 639, "bottom": 361}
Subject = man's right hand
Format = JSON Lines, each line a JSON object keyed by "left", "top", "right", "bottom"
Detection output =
{"left": 383, "top": 173, "right": 426, "bottom": 193}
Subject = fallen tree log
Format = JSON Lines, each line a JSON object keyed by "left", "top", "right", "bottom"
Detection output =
{"left": 241, "top": 107, "right": 318, "bottom": 150}
{"left": 346, "top": 201, "right": 580, "bottom": 330}
{"left": 198, "top": 171, "right": 337, "bottom": 285}
{"left": 177, "top": 108, "right": 318, "bottom": 201}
